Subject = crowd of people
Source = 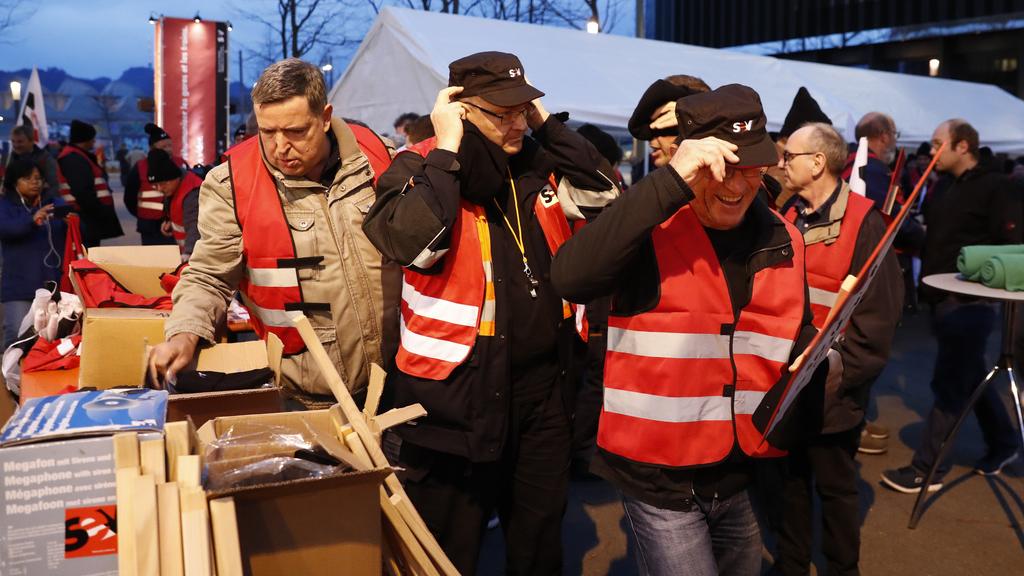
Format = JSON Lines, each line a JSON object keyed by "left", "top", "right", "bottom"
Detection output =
{"left": 3, "top": 53, "right": 1024, "bottom": 576}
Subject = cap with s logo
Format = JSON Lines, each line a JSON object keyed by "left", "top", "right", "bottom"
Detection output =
{"left": 448, "top": 51, "right": 545, "bottom": 108}
{"left": 675, "top": 84, "right": 779, "bottom": 167}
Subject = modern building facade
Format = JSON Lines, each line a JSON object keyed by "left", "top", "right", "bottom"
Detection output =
{"left": 645, "top": 0, "right": 1024, "bottom": 98}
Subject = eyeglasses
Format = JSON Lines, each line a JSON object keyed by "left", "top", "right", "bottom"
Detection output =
{"left": 463, "top": 102, "right": 528, "bottom": 126}
{"left": 782, "top": 151, "right": 818, "bottom": 165}
{"left": 725, "top": 166, "right": 767, "bottom": 179}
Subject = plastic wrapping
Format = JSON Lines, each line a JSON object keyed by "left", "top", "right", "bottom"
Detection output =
{"left": 203, "top": 419, "right": 352, "bottom": 491}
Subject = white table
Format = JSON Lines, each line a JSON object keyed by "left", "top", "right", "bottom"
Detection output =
{"left": 909, "top": 273, "right": 1024, "bottom": 528}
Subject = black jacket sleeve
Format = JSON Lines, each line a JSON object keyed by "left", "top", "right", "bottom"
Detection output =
{"left": 362, "top": 147, "right": 462, "bottom": 268}
{"left": 124, "top": 164, "right": 141, "bottom": 216}
{"left": 837, "top": 211, "right": 904, "bottom": 392}
{"left": 531, "top": 117, "right": 618, "bottom": 193}
{"left": 182, "top": 188, "right": 201, "bottom": 259}
{"left": 58, "top": 153, "right": 102, "bottom": 213}
{"left": 551, "top": 167, "right": 693, "bottom": 303}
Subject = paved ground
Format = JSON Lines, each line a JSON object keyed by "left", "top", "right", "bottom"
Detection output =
{"left": 5, "top": 185, "right": 1024, "bottom": 574}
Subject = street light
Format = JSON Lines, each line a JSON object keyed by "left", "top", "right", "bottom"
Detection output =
{"left": 10, "top": 80, "right": 22, "bottom": 102}
{"left": 321, "top": 63, "right": 333, "bottom": 72}
{"left": 148, "top": 13, "right": 157, "bottom": 25}
{"left": 928, "top": 58, "right": 941, "bottom": 77}
{"left": 193, "top": 12, "right": 202, "bottom": 24}
{"left": 586, "top": 16, "right": 599, "bottom": 34}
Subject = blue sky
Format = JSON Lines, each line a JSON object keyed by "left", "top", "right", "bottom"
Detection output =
{"left": 0, "top": 1, "right": 635, "bottom": 83}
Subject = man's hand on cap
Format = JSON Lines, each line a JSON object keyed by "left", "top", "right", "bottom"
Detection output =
{"left": 649, "top": 101, "right": 677, "bottom": 131}
{"left": 524, "top": 75, "right": 550, "bottom": 131}
{"left": 668, "top": 137, "right": 740, "bottom": 188}
{"left": 432, "top": 86, "right": 466, "bottom": 153}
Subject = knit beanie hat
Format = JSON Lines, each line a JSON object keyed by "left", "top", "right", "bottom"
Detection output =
{"left": 146, "top": 149, "right": 183, "bottom": 183}
{"left": 145, "top": 123, "right": 172, "bottom": 146}
{"left": 778, "top": 87, "right": 831, "bottom": 140}
{"left": 69, "top": 119, "right": 97, "bottom": 143}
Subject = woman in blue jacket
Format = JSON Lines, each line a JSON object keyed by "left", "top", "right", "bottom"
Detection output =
{"left": 1, "top": 159, "right": 68, "bottom": 347}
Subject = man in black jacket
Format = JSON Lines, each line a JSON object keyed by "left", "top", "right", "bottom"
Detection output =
{"left": 551, "top": 85, "right": 829, "bottom": 576}
{"left": 882, "top": 119, "right": 1022, "bottom": 493}
{"left": 363, "top": 51, "right": 618, "bottom": 575}
{"left": 777, "top": 123, "right": 903, "bottom": 576}
{"left": 56, "top": 120, "right": 122, "bottom": 247}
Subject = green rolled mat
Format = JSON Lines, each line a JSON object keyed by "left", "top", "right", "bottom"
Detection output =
{"left": 957, "top": 245, "right": 1024, "bottom": 280}
{"left": 979, "top": 254, "right": 1024, "bottom": 291}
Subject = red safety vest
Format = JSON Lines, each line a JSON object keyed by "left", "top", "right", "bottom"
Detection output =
{"left": 57, "top": 146, "right": 112, "bottom": 210}
{"left": 69, "top": 260, "right": 173, "bottom": 310}
{"left": 227, "top": 124, "right": 391, "bottom": 355}
{"left": 23, "top": 335, "right": 83, "bottom": 373}
{"left": 598, "top": 205, "right": 806, "bottom": 468}
{"left": 395, "top": 137, "right": 588, "bottom": 381}
{"left": 168, "top": 171, "right": 203, "bottom": 252}
{"left": 136, "top": 155, "right": 187, "bottom": 221}
{"left": 784, "top": 190, "right": 873, "bottom": 329}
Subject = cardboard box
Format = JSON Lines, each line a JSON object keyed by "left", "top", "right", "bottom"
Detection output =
{"left": 167, "top": 337, "right": 285, "bottom": 428}
{"left": 83, "top": 245, "right": 181, "bottom": 298}
{"left": 78, "top": 308, "right": 170, "bottom": 389}
{"left": 0, "top": 390, "right": 168, "bottom": 576}
{"left": 198, "top": 410, "right": 387, "bottom": 576}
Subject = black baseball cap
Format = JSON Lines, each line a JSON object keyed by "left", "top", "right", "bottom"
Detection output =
{"left": 448, "top": 51, "right": 544, "bottom": 108}
{"left": 675, "top": 84, "right": 778, "bottom": 167}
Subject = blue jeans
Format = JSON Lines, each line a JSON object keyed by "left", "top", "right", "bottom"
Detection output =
{"left": 2, "top": 300, "right": 32, "bottom": 349}
{"left": 622, "top": 490, "right": 762, "bottom": 576}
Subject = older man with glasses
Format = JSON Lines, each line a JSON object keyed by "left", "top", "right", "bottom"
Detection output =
{"left": 552, "top": 85, "right": 831, "bottom": 576}
{"left": 776, "top": 122, "right": 903, "bottom": 576}
{"left": 363, "top": 50, "right": 619, "bottom": 575}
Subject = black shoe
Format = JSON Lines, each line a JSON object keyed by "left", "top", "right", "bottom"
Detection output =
{"left": 975, "top": 451, "right": 1019, "bottom": 476}
{"left": 880, "top": 466, "right": 942, "bottom": 494}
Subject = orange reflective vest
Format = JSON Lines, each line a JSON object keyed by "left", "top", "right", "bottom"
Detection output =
{"left": 598, "top": 205, "right": 806, "bottom": 468}
{"left": 395, "top": 137, "right": 587, "bottom": 381}
{"left": 784, "top": 191, "right": 873, "bottom": 329}
{"left": 227, "top": 124, "right": 391, "bottom": 355}
{"left": 136, "top": 155, "right": 187, "bottom": 221}
{"left": 57, "top": 146, "right": 112, "bottom": 210}
{"left": 168, "top": 170, "right": 203, "bottom": 252}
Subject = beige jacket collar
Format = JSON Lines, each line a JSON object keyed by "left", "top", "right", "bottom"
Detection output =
{"left": 801, "top": 180, "right": 853, "bottom": 247}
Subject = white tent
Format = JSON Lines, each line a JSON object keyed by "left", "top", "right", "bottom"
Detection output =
{"left": 331, "top": 7, "right": 1024, "bottom": 154}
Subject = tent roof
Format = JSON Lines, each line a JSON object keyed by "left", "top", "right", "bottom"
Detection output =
{"left": 331, "top": 7, "right": 1024, "bottom": 154}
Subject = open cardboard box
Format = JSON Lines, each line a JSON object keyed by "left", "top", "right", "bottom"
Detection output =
{"left": 79, "top": 307, "right": 170, "bottom": 389}
{"left": 82, "top": 245, "right": 182, "bottom": 298}
{"left": 197, "top": 408, "right": 388, "bottom": 576}
{"left": 166, "top": 335, "right": 285, "bottom": 428}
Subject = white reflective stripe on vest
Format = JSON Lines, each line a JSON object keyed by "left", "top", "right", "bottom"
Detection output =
{"left": 575, "top": 302, "right": 586, "bottom": 334}
{"left": 400, "top": 316, "right": 471, "bottom": 363}
{"left": 96, "top": 188, "right": 111, "bottom": 198}
{"left": 732, "top": 331, "right": 794, "bottom": 364}
{"left": 247, "top": 267, "right": 299, "bottom": 288}
{"left": 604, "top": 388, "right": 768, "bottom": 423}
{"left": 138, "top": 201, "right": 164, "bottom": 212}
{"left": 171, "top": 223, "right": 185, "bottom": 233}
{"left": 402, "top": 279, "right": 479, "bottom": 327}
{"left": 246, "top": 300, "right": 303, "bottom": 327}
{"left": 607, "top": 327, "right": 729, "bottom": 359}
{"left": 809, "top": 286, "right": 838, "bottom": 308}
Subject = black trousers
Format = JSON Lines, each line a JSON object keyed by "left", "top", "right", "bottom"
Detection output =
{"left": 395, "top": 384, "right": 571, "bottom": 576}
{"left": 777, "top": 426, "right": 862, "bottom": 576}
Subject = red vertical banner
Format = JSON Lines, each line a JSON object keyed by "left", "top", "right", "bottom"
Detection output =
{"left": 154, "top": 17, "right": 229, "bottom": 166}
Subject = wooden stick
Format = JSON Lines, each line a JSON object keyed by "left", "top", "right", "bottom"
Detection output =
{"left": 380, "top": 490, "right": 439, "bottom": 576}
{"left": 209, "top": 497, "right": 244, "bottom": 576}
{"left": 293, "top": 316, "right": 458, "bottom": 575}
{"left": 134, "top": 474, "right": 160, "bottom": 576}
{"left": 373, "top": 405, "right": 427, "bottom": 432}
{"left": 116, "top": 468, "right": 139, "bottom": 576}
{"left": 364, "top": 363, "right": 387, "bottom": 419}
{"left": 177, "top": 455, "right": 201, "bottom": 490}
{"left": 344, "top": 431, "right": 374, "bottom": 470}
{"left": 180, "top": 487, "right": 214, "bottom": 576}
{"left": 113, "top": 432, "right": 140, "bottom": 471}
{"left": 157, "top": 482, "right": 184, "bottom": 576}
{"left": 140, "top": 438, "right": 167, "bottom": 483}
{"left": 165, "top": 421, "right": 192, "bottom": 483}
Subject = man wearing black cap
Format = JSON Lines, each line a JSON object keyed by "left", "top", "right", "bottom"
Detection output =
{"left": 124, "top": 123, "right": 183, "bottom": 246}
{"left": 552, "top": 85, "right": 827, "bottom": 575}
{"left": 364, "top": 51, "right": 619, "bottom": 575}
{"left": 56, "top": 119, "right": 123, "bottom": 247}
{"left": 628, "top": 75, "right": 711, "bottom": 174}
{"left": 145, "top": 148, "right": 202, "bottom": 260}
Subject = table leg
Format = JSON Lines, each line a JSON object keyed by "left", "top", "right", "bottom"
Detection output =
{"left": 908, "top": 364, "right": 1001, "bottom": 529}
{"left": 1008, "top": 367, "right": 1024, "bottom": 454}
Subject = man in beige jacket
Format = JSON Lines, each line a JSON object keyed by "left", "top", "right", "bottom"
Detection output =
{"left": 148, "top": 58, "right": 399, "bottom": 408}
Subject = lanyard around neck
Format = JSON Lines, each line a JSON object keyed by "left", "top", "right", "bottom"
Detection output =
{"left": 492, "top": 169, "right": 539, "bottom": 298}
